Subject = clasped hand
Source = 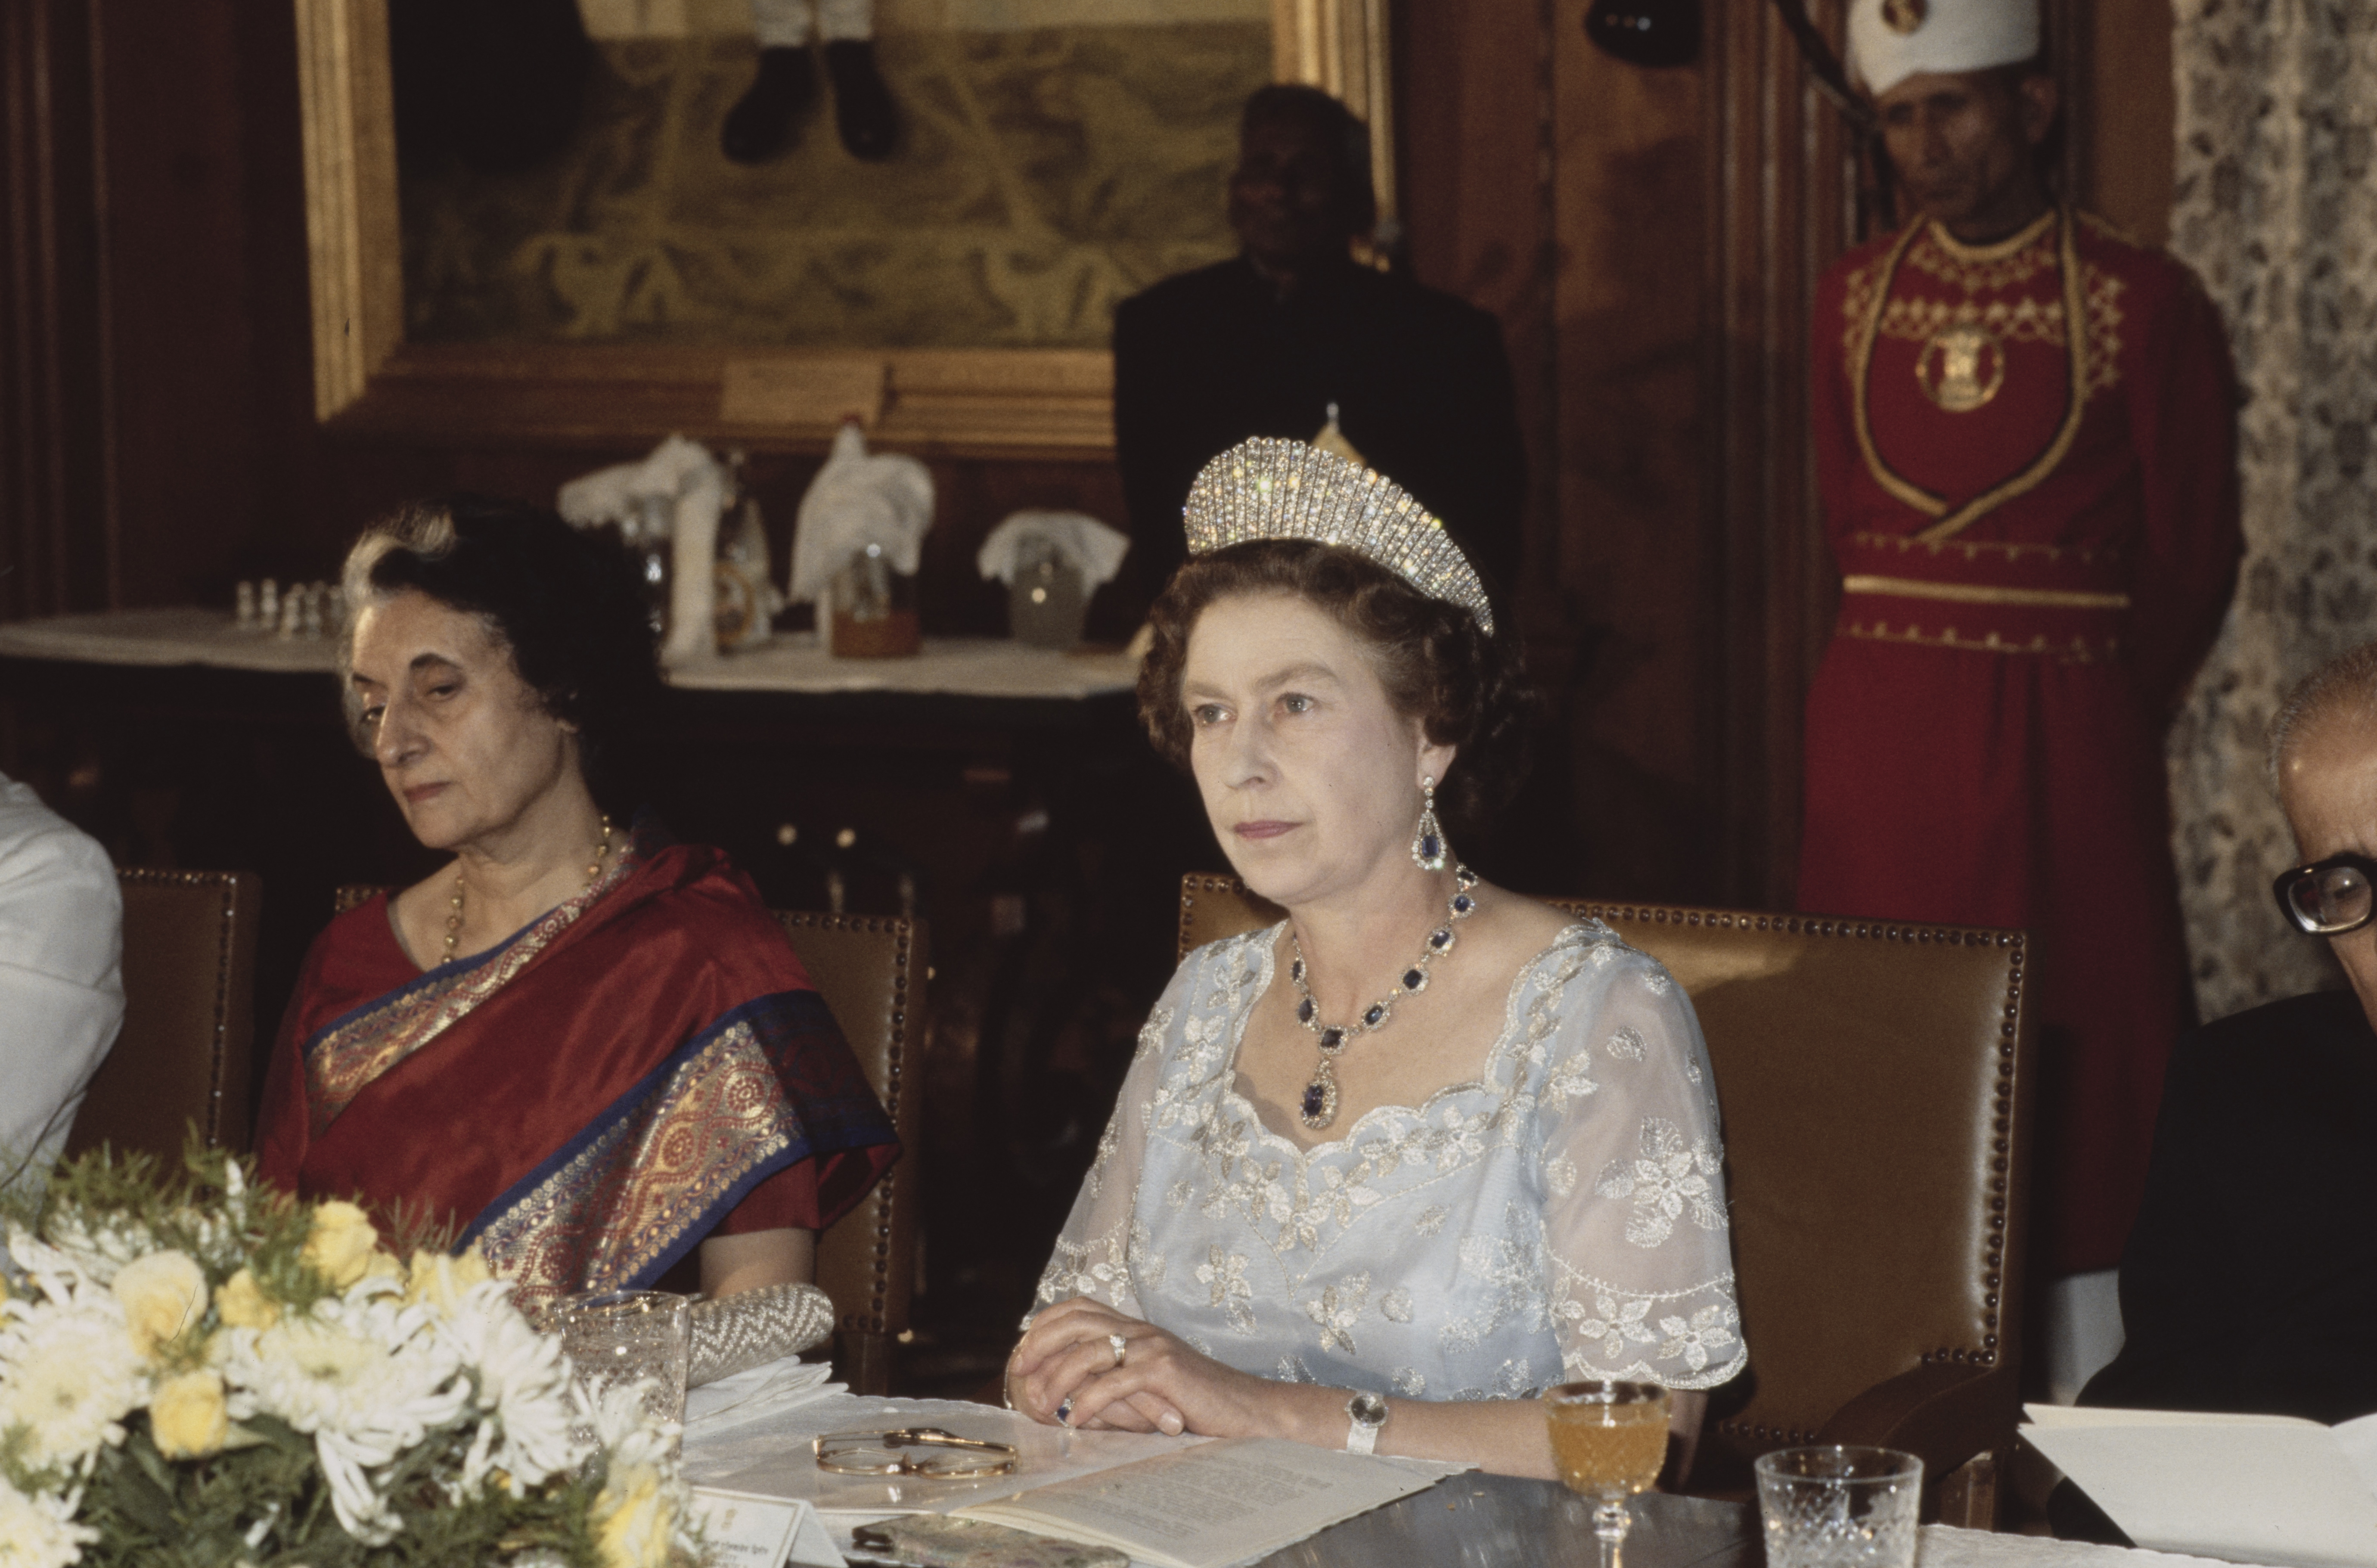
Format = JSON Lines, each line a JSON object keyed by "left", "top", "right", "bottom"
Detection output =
{"left": 1007, "top": 1297, "right": 1268, "bottom": 1438}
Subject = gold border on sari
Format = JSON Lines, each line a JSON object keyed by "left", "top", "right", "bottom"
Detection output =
{"left": 471, "top": 1017, "right": 797, "bottom": 1318}
{"left": 305, "top": 856, "right": 637, "bottom": 1134}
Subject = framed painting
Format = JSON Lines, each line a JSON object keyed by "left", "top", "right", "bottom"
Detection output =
{"left": 294, "top": 0, "right": 1393, "bottom": 457}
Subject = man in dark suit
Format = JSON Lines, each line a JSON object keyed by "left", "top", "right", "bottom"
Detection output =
{"left": 1113, "top": 86, "right": 1527, "bottom": 605}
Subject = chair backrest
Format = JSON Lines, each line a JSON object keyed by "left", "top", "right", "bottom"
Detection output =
{"left": 330, "top": 886, "right": 925, "bottom": 1392}
{"left": 67, "top": 869, "right": 262, "bottom": 1161}
{"left": 1178, "top": 873, "right": 2035, "bottom": 1482}
{"left": 776, "top": 910, "right": 928, "bottom": 1396}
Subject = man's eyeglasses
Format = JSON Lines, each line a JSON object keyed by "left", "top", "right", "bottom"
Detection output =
{"left": 2272, "top": 851, "right": 2377, "bottom": 935}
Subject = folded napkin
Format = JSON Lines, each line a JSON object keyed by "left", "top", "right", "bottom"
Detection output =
{"left": 975, "top": 511, "right": 1129, "bottom": 589}
{"left": 685, "top": 1355, "right": 841, "bottom": 1436}
{"left": 555, "top": 433, "right": 727, "bottom": 667}
{"left": 788, "top": 422, "right": 934, "bottom": 606}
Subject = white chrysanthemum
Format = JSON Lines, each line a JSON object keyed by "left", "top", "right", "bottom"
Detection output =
{"left": 591, "top": 1378, "right": 677, "bottom": 1477}
{"left": 215, "top": 1287, "right": 470, "bottom": 1543}
{"left": 3, "top": 1228, "right": 91, "bottom": 1301}
{"left": 0, "top": 1473, "right": 97, "bottom": 1568}
{"left": 35, "top": 1209, "right": 154, "bottom": 1288}
{"left": 588, "top": 1382, "right": 698, "bottom": 1566}
{"left": 0, "top": 1289, "right": 147, "bottom": 1471}
{"left": 429, "top": 1279, "right": 590, "bottom": 1492}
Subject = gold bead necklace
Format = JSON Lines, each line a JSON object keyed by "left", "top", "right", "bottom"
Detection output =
{"left": 443, "top": 813, "right": 614, "bottom": 962}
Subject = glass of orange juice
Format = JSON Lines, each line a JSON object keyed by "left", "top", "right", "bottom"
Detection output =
{"left": 1543, "top": 1380, "right": 1673, "bottom": 1545}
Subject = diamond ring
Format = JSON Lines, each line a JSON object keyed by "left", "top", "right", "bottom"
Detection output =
{"left": 1108, "top": 1332, "right": 1128, "bottom": 1368}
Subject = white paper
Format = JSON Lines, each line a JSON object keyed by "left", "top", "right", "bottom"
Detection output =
{"left": 956, "top": 1436, "right": 1455, "bottom": 1568}
{"left": 682, "top": 1393, "right": 1211, "bottom": 1518}
{"left": 2022, "top": 1406, "right": 2377, "bottom": 1568}
{"left": 692, "top": 1490, "right": 844, "bottom": 1568}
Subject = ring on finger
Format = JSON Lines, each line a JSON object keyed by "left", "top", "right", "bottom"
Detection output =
{"left": 1055, "top": 1397, "right": 1074, "bottom": 1426}
{"left": 1108, "top": 1332, "right": 1127, "bottom": 1369}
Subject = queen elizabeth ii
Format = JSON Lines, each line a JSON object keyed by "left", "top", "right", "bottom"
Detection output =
{"left": 1006, "top": 439, "right": 1744, "bottom": 1478}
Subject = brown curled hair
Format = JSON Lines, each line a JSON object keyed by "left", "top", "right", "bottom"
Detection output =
{"left": 1137, "top": 540, "right": 1536, "bottom": 843}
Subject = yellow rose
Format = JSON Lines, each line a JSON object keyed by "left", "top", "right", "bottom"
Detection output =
{"left": 150, "top": 1369, "right": 230, "bottom": 1459}
{"left": 302, "top": 1200, "right": 379, "bottom": 1289}
{"left": 404, "top": 1248, "right": 492, "bottom": 1314}
{"left": 112, "top": 1250, "right": 208, "bottom": 1359}
{"left": 596, "top": 1462, "right": 674, "bottom": 1568}
{"left": 215, "top": 1268, "right": 280, "bottom": 1331}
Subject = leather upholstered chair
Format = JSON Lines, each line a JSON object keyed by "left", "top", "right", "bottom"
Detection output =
{"left": 775, "top": 910, "right": 927, "bottom": 1397}
{"left": 329, "top": 888, "right": 926, "bottom": 1394}
{"left": 1178, "top": 874, "right": 2037, "bottom": 1528}
{"left": 65, "top": 869, "right": 261, "bottom": 1161}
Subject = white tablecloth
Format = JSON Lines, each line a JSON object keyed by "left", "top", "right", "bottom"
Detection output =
{"left": 0, "top": 609, "right": 1139, "bottom": 701}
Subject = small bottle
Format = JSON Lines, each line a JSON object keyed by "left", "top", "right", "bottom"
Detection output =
{"left": 235, "top": 581, "right": 257, "bottom": 630}
{"left": 258, "top": 578, "right": 280, "bottom": 628}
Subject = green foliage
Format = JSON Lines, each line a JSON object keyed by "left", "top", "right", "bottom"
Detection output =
{"left": 70, "top": 1413, "right": 608, "bottom": 1568}
{"left": 4, "top": 1139, "right": 636, "bottom": 1568}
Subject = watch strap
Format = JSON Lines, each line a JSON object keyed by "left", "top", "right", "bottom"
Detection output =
{"left": 1344, "top": 1391, "right": 1388, "bottom": 1455}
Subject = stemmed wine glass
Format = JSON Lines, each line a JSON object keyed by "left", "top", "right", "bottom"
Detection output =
{"left": 1544, "top": 1380, "right": 1673, "bottom": 1550}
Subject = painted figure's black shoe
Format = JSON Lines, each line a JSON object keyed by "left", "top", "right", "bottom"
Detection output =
{"left": 825, "top": 40, "right": 898, "bottom": 161}
{"left": 721, "top": 45, "right": 817, "bottom": 164}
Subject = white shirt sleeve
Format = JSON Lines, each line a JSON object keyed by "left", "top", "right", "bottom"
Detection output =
{"left": 0, "top": 772, "right": 124, "bottom": 1193}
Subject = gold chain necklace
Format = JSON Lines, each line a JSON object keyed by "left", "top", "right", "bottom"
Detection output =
{"left": 1288, "top": 865, "right": 1479, "bottom": 1131}
{"left": 443, "top": 813, "right": 614, "bottom": 963}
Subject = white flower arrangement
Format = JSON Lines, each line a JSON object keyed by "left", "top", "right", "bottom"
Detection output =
{"left": 0, "top": 1147, "right": 699, "bottom": 1568}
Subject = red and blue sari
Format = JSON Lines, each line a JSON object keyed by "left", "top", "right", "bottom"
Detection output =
{"left": 255, "top": 823, "right": 899, "bottom": 1317}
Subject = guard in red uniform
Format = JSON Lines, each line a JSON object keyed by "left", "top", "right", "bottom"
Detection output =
{"left": 1801, "top": 0, "right": 2241, "bottom": 1335}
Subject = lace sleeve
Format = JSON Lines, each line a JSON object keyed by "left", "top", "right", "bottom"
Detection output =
{"left": 1540, "top": 949, "right": 1746, "bottom": 1391}
{"left": 1030, "top": 956, "right": 1189, "bottom": 1319}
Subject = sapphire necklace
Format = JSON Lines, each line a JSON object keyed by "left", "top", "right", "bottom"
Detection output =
{"left": 1288, "top": 864, "right": 1480, "bottom": 1131}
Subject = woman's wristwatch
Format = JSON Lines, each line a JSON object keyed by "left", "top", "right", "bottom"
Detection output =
{"left": 1344, "top": 1391, "right": 1389, "bottom": 1454}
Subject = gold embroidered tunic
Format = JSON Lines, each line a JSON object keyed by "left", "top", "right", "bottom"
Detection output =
{"left": 1801, "top": 208, "right": 2241, "bottom": 1276}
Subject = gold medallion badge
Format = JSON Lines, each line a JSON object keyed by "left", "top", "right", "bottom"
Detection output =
{"left": 1915, "top": 322, "right": 2006, "bottom": 412}
{"left": 1881, "top": 0, "right": 1926, "bottom": 33}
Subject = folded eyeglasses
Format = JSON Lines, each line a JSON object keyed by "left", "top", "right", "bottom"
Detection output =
{"left": 813, "top": 1428, "right": 1019, "bottom": 1478}
{"left": 2273, "top": 851, "right": 2377, "bottom": 935}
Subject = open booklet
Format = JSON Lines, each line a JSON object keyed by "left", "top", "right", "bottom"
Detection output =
{"left": 2023, "top": 1405, "right": 2377, "bottom": 1568}
{"left": 950, "top": 1436, "right": 1450, "bottom": 1568}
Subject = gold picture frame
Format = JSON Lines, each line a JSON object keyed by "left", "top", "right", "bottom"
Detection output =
{"left": 293, "top": 0, "right": 1393, "bottom": 459}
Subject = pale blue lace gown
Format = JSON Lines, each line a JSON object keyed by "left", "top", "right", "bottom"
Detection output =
{"left": 1036, "top": 920, "right": 1746, "bottom": 1400}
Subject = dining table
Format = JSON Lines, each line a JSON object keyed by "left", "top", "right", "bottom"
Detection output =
{"left": 681, "top": 1379, "right": 2242, "bottom": 1568}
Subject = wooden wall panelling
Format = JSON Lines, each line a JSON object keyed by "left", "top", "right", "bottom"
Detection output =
{"left": 1551, "top": 0, "right": 1719, "bottom": 900}
{"left": 1399, "top": 0, "right": 1579, "bottom": 888}
{"left": 2081, "top": 0, "right": 2174, "bottom": 246}
{"left": 1, "top": 0, "right": 115, "bottom": 619}
{"left": 1703, "top": 0, "right": 1856, "bottom": 909}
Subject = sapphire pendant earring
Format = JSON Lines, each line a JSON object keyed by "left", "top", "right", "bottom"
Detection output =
{"left": 1411, "top": 778, "right": 1448, "bottom": 872}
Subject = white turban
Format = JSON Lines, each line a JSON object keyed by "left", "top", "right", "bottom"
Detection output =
{"left": 1847, "top": 0, "right": 2039, "bottom": 98}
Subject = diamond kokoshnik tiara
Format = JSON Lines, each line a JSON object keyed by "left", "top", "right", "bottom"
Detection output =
{"left": 1181, "top": 438, "right": 1496, "bottom": 636}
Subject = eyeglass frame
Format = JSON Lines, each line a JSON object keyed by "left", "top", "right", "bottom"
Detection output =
{"left": 2271, "top": 850, "right": 2377, "bottom": 935}
{"left": 813, "top": 1427, "right": 1020, "bottom": 1478}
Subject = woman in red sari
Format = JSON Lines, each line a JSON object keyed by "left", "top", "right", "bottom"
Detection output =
{"left": 256, "top": 497, "right": 898, "bottom": 1318}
